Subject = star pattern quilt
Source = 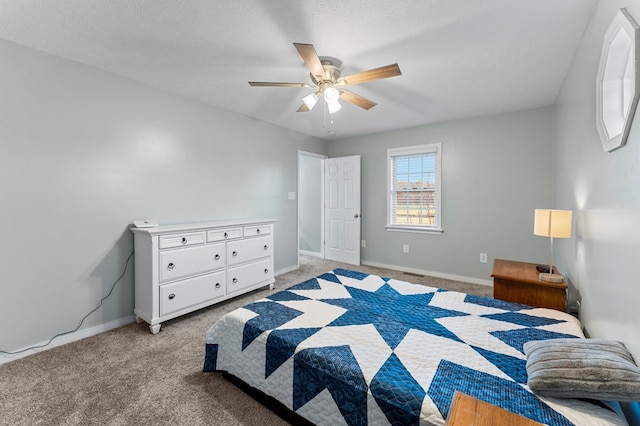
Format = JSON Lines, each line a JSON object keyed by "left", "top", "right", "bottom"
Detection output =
{"left": 203, "top": 269, "right": 625, "bottom": 425}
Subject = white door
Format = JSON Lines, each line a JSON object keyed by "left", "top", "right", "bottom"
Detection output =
{"left": 324, "top": 155, "right": 361, "bottom": 265}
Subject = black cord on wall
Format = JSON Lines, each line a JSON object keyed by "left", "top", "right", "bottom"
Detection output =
{"left": 0, "top": 251, "right": 135, "bottom": 356}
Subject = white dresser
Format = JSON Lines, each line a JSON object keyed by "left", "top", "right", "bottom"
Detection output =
{"left": 131, "top": 219, "right": 275, "bottom": 334}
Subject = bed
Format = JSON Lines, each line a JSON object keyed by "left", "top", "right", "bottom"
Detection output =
{"left": 203, "top": 268, "right": 627, "bottom": 425}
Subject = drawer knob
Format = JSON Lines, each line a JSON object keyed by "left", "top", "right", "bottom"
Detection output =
{"left": 232, "top": 251, "right": 238, "bottom": 257}
{"left": 168, "top": 293, "right": 175, "bottom": 300}
{"left": 256, "top": 228, "right": 261, "bottom": 234}
{"left": 224, "top": 232, "right": 228, "bottom": 239}
{"left": 215, "top": 282, "right": 221, "bottom": 289}
{"left": 167, "top": 262, "right": 175, "bottom": 270}
{"left": 232, "top": 278, "right": 238, "bottom": 284}
{"left": 264, "top": 245, "right": 268, "bottom": 250}
{"left": 214, "top": 254, "right": 220, "bottom": 260}
{"left": 264, "top": 268, "right": 269, "bottom": 274}
{"left": 181, "top": 237, "right": 187, "bottom": 244}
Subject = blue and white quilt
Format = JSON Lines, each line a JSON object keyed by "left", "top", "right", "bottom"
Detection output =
{"left": 203, "top": 269, "right": 624, "bottom": 425}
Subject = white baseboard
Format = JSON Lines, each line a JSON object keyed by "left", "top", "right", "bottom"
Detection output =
{"left": 299, "top": 250, "right": 323, "bottom": 258}
{"left": 0, "top": 315, "right": 135, "bottom": 366}
{"left": 275, "top": 264, "right": 299, "bottom": 276}
{"left": 361, "top": 260, "right": 494, "bottom": 287}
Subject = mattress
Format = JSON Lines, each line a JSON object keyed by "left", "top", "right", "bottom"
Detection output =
{"left": 204, "top": 268, "right": 625, "bottom": 425}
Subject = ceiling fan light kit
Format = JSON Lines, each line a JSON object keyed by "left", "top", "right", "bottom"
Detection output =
{"left": 249, "top": 42, "right": 402, "bottom": 116}
{"left": 326, "top": 99, "right": 342, "bottom": 114}
{"left": 302, "top": 92, "right": 319, "bottom": 110}
{"left": 323, "top": 87, "right": 342, "bottom": 113}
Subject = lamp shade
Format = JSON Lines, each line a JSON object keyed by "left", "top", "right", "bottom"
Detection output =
{"left": 534, "top": 209, "right": 572, "bottom": 238}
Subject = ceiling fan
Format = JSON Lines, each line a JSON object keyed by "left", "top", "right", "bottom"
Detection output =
{"left": 249, "top": 43, "right": 402, "bottom": 113}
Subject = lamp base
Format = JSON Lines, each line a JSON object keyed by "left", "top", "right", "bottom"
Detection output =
{"left": 539, "top": 273, "right": 564, "bottom": 283}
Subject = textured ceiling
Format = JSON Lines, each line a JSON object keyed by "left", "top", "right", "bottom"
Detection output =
{"left": 0, "top": 0, "right": 597, "bottom": 140}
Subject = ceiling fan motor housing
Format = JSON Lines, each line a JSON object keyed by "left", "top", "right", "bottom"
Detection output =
{"left": 311, "top": 60, "right": 341, "bottom": 90}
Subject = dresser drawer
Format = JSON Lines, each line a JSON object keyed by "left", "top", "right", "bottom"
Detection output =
{"left": 159, "top": 270, "right": 226, "bottom": 316}
{"left": 159, "top": 243, "right": 225, "bottom": 282}
{"left": 207, "top": 227, "right": 242, "bottom": 242}
{"left": 243, "top": 224, "right": 271, "bottom": 237}
{"left": 227, "top": 258, "right": 273, "bottom": 295}
{"left": 226, "top": 235, "right": 272, "bottom": 267}
{"left": 159, "top": 231, "right": 205, "bottom": 249}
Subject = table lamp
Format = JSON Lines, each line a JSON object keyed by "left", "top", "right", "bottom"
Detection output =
{"left": 534, "top": 209, "right": 572, "bottom": 283}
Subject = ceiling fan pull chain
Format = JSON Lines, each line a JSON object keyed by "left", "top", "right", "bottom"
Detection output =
{"left": 323, "top": 99, "right": 327, "bottom": 128}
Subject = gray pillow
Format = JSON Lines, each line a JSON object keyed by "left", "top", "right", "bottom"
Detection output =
{"left": 523, "top": 338, "right": 640, "bottom": 401}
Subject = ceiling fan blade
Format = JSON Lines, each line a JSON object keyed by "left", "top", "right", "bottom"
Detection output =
{"left": 249, "top": 81, "right": 311, "bottom": 88}
{"left": 340, "top": 90, "right": 378, "bottom": 110}
{"left": 338, "top": 63, "right": 402, "bottom": 86}
{"left": 297, "top": 103, "right": 311, "bottom": 112}
{"left": 293, "top": 43, "right": 325, "bottom": 78}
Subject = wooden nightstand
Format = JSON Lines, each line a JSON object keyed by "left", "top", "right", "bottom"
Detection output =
{"left": 446, "top": 391, "right": 543, "bottom": 426}
{"left": 491, "top": 259, "right": 567, "bottom": 311}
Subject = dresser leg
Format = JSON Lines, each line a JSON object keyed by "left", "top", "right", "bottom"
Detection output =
{"left": 149, "top": 324, "right": 161, "bottom": 334}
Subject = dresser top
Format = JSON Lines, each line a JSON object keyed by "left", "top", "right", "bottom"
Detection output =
{"left": 130, "top": 218, "right": 276, "bottom": 235}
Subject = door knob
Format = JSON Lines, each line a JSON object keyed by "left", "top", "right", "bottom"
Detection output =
{"left": 354, "top": 213, "right": 360, "bottom": 218}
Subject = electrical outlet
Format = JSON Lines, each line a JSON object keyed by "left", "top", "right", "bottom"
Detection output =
{"left": 403, "top": 244, "right": 409, "bottom": 253}
{"left": 361, "top": 240, "right": 366, "bottom": 248}
{"left": 479, "top": 253, "right": 488, "bottom": 263}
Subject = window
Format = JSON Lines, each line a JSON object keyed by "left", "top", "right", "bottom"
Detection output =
{"left": 386, "top": 143, "right": 442, "bottom": 233}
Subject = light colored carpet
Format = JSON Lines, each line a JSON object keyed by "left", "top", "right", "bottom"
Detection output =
{"left": 0, "top": 256, "right": 493, "bottom": 426}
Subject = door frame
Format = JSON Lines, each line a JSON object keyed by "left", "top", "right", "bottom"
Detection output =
{"left": 297, "top": 150, "right": 327, "bottom": 267}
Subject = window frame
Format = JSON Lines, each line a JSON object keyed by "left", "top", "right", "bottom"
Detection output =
{"left": 385, "top": 143, "right": 443, "bottom": 234}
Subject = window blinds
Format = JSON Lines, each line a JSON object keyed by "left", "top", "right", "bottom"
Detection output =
{"left": 390, "top": 147, "right": 439, "bottom": 228}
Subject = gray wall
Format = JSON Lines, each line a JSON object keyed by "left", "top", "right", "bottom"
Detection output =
{"left": 0, "top": 39, "right": 326, "bottom": 353}
{"left": 328, "top": 107, "right": 554, "bottom": 283}
{"left": 4, "top": 0, "right": 639, "bottom": 366}
{"left": 554, "top": 0, "right": 640, "bottom": 360}
{"left": 298, "top": 153, "right": 323, "bottom": 255}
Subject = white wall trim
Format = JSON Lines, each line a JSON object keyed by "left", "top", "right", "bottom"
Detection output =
{"left": 299, "top": 250, "right": 323, "bottom": 258}
{"left": 297, "top": 150, "right": 327, "bottom": 261}
{"left": 362, "top": 260, "right": 494, "bottom": 287}
{"left": 0, "top": 315, "right": 136, "bottom": 366}
{"left": 275, "top": 264, "right": 298, "bottom": 277}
